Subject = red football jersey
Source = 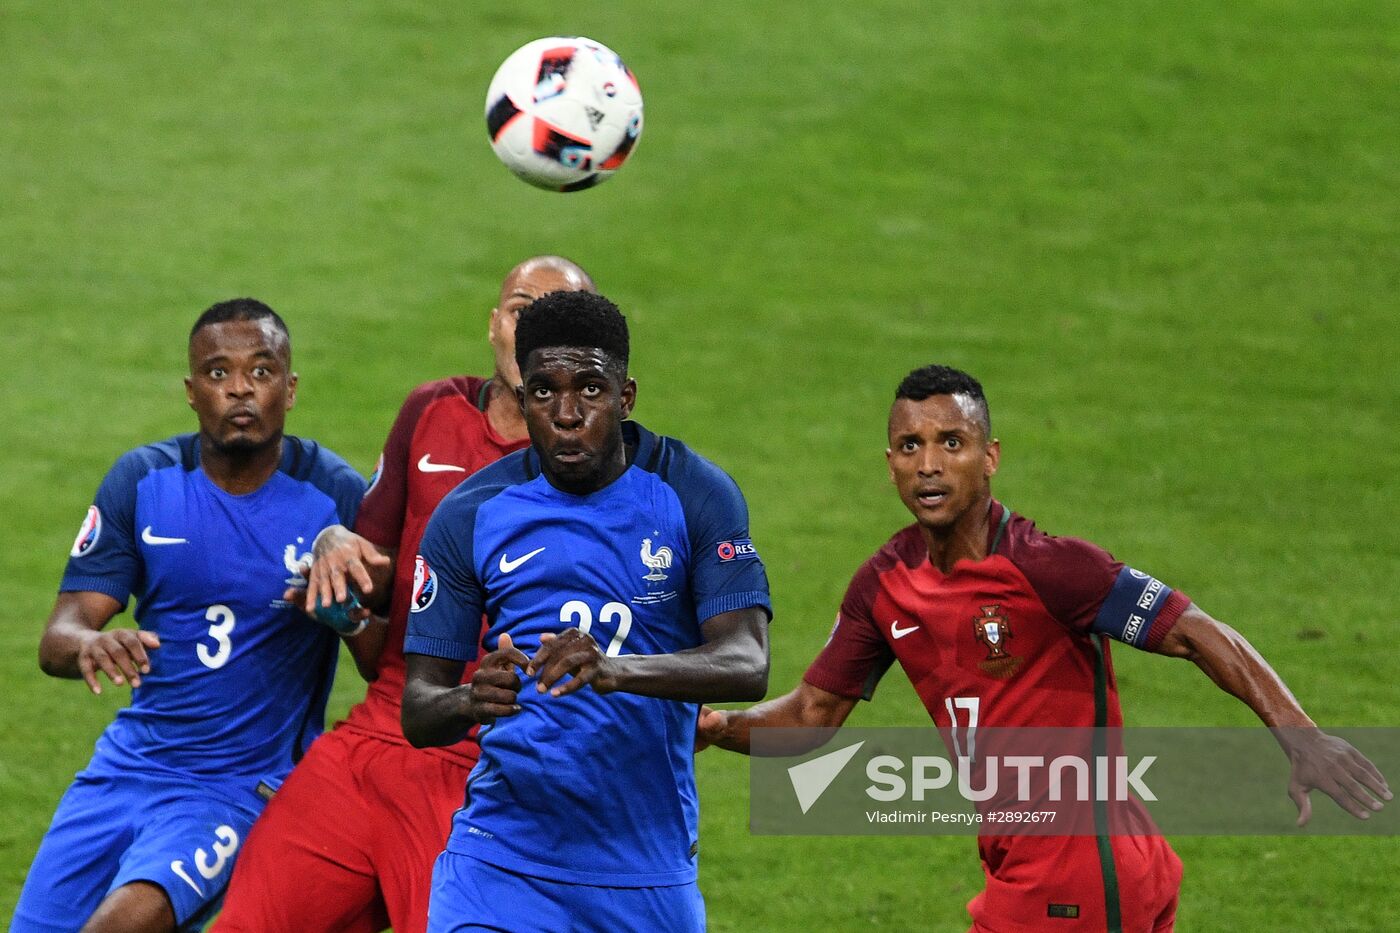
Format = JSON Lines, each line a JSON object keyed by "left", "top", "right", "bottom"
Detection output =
{"left": 343, "top": 376, "right": 529, "bottom": 764}
{"left": 803, "top": 501, "right": 1191, "bottom": 930}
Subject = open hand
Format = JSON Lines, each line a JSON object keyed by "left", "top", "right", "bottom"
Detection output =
{"left": 78, "top": 629, "right": 161, "bottom": 695}
{"left": 1283, "top": 729, "right": 1392, "bottom": 825}
{"left": 303, "top": 526, "right": 392, "bottom": 616}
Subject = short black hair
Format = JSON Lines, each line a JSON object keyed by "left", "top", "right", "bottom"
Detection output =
{"left": 514, "top": 290, "right": 629, "bottom": 376}
{"left": 189, "top": 298, "right": 290, "bottom": 349}
{"left": 895, "top": 364, "right": 992, "bottom": 436}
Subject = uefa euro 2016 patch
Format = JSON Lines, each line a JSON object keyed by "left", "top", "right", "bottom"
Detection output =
{"left": 70, "top": 505, "right": 102, "bottom": 557}
{"left": 716, "top": 539, "right": 758, "bottom": 562}
{"left": 410, "top": 555, "right": 437, "bottom": 612}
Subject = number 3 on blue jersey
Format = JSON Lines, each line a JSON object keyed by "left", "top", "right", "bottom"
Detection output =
{"left": 198, "top": 604, "right": 235, "bottom": 670}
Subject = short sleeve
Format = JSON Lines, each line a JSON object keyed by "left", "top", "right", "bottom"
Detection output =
{"left": 356, "top": 382, "right": 439, "bottom": 548}
{"left": 802, "top": 561, "right": 895, "bottom": 700}
{"left": 1004, "top": 522, "right": 1189, "bottom": 652}
{"left": 296, "top": 439, "right": 367, "bottom": 528}
{"left": 59, "top": 452, "right": 146, "bottom": 607}
{"left": 403, "top": 496, "right": 486, "bottom": 661}
{"left": 672, "top": 455, "right": 771, "bottom": 624}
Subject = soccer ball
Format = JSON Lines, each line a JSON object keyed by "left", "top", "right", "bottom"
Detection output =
{"left": 484, "top": 37, "right": 643, "bottom": 192}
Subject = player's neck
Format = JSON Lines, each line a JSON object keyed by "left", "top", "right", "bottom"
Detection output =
{"left": 484, "top": 376, "right": 528, "bottom": 442}
{"left": 199, "top": 435, "right": 284, "bottom": 495}
{"left": 919, "top": 495, "right": 993, "bottom": 572}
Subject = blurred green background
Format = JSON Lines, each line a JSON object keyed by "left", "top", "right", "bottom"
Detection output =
{"left": 1, "top": 1, "right": 1395, "bottom": 928}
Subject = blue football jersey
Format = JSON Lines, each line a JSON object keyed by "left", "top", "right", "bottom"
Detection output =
{"left": 59, "top": 434, "right": 365, "bottom": 793}
{"left": 406, "top": 421, "right": 771, "bottom": 887}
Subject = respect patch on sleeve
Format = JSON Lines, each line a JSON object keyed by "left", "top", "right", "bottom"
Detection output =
{"left": 715, "top": 538, "right": 759, "bottom": 562}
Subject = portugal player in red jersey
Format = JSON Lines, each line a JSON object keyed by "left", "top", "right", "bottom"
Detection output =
{"left": 215, "top": 256, "right": 595, "bottom": 933}
{"left": 698, "top": 364, "right": 1389, "bottom": 933}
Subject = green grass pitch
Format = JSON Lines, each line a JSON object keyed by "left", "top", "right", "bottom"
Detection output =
{"left": 1, "top": 1, "right": 1395, "bottom": 929}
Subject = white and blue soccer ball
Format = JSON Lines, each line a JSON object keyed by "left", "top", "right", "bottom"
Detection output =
{"left": 484, "top": 37, "right": 643, "bottom": 192}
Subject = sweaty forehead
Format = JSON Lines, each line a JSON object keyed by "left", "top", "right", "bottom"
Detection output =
{"left": 189, "top": 319, "right": 289, "bottom": 363}
{"left": 888, "top": 394, "right": 987, "bottom": 438}
{"left": 523, "top": 345, "right": 620, "bottom": 378}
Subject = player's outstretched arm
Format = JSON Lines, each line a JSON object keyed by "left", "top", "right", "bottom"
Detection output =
{"left": 696, "top": 681, "right": 859, "bottom": 756}
{"left": 402, "top": 634, "right": 530, "bottom": 747}
{"left": 38, "top": 591, "right": 160, "bottom": 695}
{"left": 1155, "top": 603, "right": 1392, "bottom": 824}
{"left": 528, "top": 606, "right": 770, "bottom": 704}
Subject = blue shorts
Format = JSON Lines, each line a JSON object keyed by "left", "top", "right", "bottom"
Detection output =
{"left": 427, "top": 851, "right": 706, "bottom": 933}
{"left": 11, "top": 770, "right": 262, "bottom": 932}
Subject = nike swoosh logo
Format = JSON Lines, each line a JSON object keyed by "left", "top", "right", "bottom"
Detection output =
{"left": 890, "top": 620, "right": 918, "bottom": 640}
{"left": 142, "top": 526, "right": 188, "bottom": 546}
{"left": 418, "top": 454, "right": 466, "bottom": 474}
{"left": 169, "top": 860, "right": 204, "bottom": 896}
{"left": 499, "top": 547, "right": 546, "bottom": 573}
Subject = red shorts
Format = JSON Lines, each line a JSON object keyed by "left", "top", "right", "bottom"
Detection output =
{"left": 967, "top": 834, "right": 1182, "bottom": 933}
{"left": 214, "top": 729, "right": 473, "bottom": 933}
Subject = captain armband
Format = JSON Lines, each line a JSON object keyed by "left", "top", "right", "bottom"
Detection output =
{"left": 1090, "top": 567, "right": 1177, "bottom": 649}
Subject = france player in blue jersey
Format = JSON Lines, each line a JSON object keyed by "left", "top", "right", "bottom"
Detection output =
{"left": 403, "top": 291, "right": 771, "bottom": 933}
{"left": 13, "top": 300, "right": 366, "bottom": 933}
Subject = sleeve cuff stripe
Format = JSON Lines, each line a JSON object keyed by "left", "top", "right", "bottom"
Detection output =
{"left": 801, "top": 671, "right": 864, "bottom": 701}
{"left": 698, "top": 592, "right": 772, "bottom": 625}
{"left": 59, "top": 577, "right": 131, "bottom": 604}
{"left": 403, "top": 635, "right": 476, "bottom": 661}
{"left": 1144, "top": 590, "right": 1190, "bottom": 652}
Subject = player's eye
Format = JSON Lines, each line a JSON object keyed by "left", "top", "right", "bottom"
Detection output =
{"left": 901, "top": 440, "right": 918, "bottom": 453}
{"left": 210, "top": 368, "right": 227, "bottom": 379}
{"left": 581, "top": 384, "right": 603, "bottom": 397}
{"left": 532, "top": 387, "right": 552, "bottom": 399}
{"left": 252, "top": 366, "right": 271, "bottom": 378}
{"left": 945, "top": 437, "right": 961, "bottom": 450}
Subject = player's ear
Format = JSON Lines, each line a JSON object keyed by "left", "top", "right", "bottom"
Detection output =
{"left": 514, "top": 383, "right": 527, "bottom": 412}
{"left": 184, "top": 376, "right": 195, "bottom": 409}
{"left": 620, "top": 378, "right": 637, "bottom": 417}
{"left": 886, "top": 447, "right": 896, "bottom": 484}
{"left": 984, "top": 438, "right": 1000, "bottom": 478}
{"left": 286, "top": 372, "right": 298, "bottom": 410}
{"left": 488, "top": 306, "right": 502, "bottom": 343}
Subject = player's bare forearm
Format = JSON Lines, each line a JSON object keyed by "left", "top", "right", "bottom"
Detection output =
{"left": 1155, "top": 604, "right": 1314, "bottom": 729}
{"left": 698, "top": 680, "right": 858, "bottom": 755}
{"left": 39, "top": 591, "right": 160, "bottom": 694}
{"left": 402, "top": 653, "right": 476, "bottom": 747}
{"left": 1157, "top": 603, "right": 1391, "bottom": 822}
{"left": 530, "top": 607, "right": 770, "bottom": 703}
{"left": 343, "top": 615, "right": 390, "bottom": 682}
{"left": 403, "top": 637, "right": 528, "bottom": 747}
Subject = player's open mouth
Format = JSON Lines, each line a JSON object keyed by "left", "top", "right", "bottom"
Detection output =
{"left": 916, "top": 489, "right": 948, "bottom": 507}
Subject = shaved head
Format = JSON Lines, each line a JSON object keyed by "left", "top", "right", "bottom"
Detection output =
{"left": 489, "top": 255, "right": 597, "bottom": 388}
{"left": 499, "top": 256, "right": 594, "bottom": 305}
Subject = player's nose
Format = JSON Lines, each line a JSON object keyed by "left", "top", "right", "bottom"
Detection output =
{"left": 225, "top": 372, "right": 254, "bottom": 396}
{"left": 552, "top": 394, "right": 584, "bottom": 428}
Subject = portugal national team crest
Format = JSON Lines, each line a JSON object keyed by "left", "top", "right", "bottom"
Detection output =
{"left": 70, "top": 505, "right": 102, "bottom": 557}
{"left": 410, "top": 555, "right": 437, "bottom": 612}
{"left": 974, "top": 604, "right": 1022, "bottom": 678}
